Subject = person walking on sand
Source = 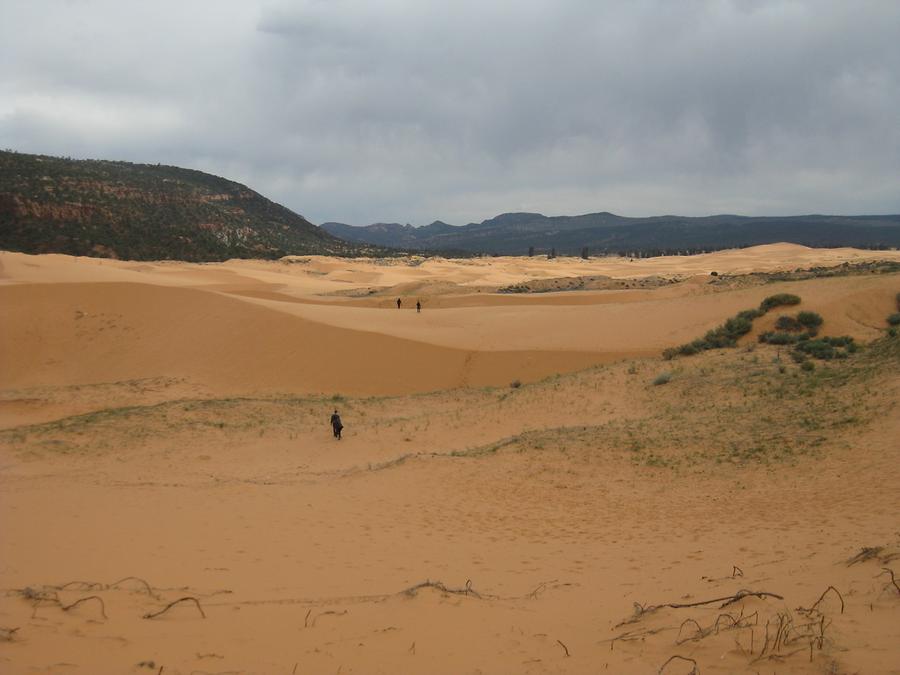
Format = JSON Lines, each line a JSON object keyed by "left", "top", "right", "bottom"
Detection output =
{"left": 330, "top": 409, "right": 343, "bottom": 440}
{"left": 416, "top": 300, "right": 421, "bottom": 313}
{"left": 396, "top": 297, "right": 402, "bottom": 309}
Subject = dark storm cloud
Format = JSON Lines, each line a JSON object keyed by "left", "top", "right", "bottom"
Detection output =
{"left": 2, "top": 0, "right": 898, "bottom": 225}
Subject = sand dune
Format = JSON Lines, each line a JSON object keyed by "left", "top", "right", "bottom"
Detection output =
{"left": 1, "top": 247, "right": 899, "bottom": 674}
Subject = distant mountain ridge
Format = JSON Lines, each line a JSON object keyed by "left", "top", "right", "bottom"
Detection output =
{"left": 322, "top": 211, "right": 900, "bottom": 256}
{"left": 0, "top": 150, "right": 377, "bottom": 261}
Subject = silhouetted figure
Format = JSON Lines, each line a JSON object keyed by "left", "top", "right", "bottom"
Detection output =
{"left": 396, "top": 298, "right": 402, "bottom": 309}
{"left": 416, "top": 300, "right": 421, "bottom": 313}
{"left": 330, "top": 409, "right": 343, "bottom": 440}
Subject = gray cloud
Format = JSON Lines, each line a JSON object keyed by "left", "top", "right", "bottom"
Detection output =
{"left": 2, "top": 0, "right": 898, "bottom": 225}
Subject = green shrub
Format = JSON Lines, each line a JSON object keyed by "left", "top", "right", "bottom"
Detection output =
{"left": 797, "top": 311, "right": 823, "bottom": 329}
{"left": 760, "top": 293, "right": 801, "bottom": 312}
{"left": 736, "top": 308, "right": 764, "bottom": 321}
{"left": 887, "top": 313, "right": 900, "bottom": 326}
{"left": 652, "top": 372, "right": 672, "bottom": 385}
{"left": 775, "top": 315, "right": 803, "bottom": 331}
{"left": 794, "top": 335, "right": 855, "bottom": 360}
{"left": 801, "top": 360, "right": 815, "bottom": 372}
{"left": 759, "top": 331, "right": 799, "bottom": 345}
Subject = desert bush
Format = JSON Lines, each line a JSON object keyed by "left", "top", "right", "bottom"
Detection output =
{"left": 760, "top": 293, "right": 801, "bottom": 312}
{"left": 775, "top": 315, "right": 803, "bottom": 331}
{"left": 510, "top": 379, "right": 522, "bottom": 388}
{"left": 652, "top": 372, "right": 672, "bottom": 385}
{"left": 887, "top": 313, "right": 900, "bottom": 326}
{"left": 794, "top": 336, "right": 855, "bottom": 360}
{"left": 801, "top": 360, "right": 815, "bottom": 372}
{"left": 759, "top": 331, "right": 799, "bottom": 345}
{"left": 797, "top": 311, "right": 824, "bottom": 329}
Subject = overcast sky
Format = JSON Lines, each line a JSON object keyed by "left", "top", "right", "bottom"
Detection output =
{"left": 2, "top": 0, "right": 899, "bottom": 225}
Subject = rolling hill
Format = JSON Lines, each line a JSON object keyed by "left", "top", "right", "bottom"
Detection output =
{"left": 0, "top": 150, "right": 377, "bottom": 261}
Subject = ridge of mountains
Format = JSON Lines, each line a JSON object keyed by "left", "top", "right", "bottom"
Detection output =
{"left": 0, "top": 150, "right": 378, "bottom": 261}
{"left": 323, "top": 211, "right": 900, "bottom": 256}
{"left": 3, "top": 150, "right": 898, "bottom": 262}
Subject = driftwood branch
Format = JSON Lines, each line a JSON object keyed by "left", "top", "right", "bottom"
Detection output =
{"left": 142, "top": 596, "right": 206, "bottom": 620}
{"left": 555, "top": 639, "right": 570, "bottom": 657}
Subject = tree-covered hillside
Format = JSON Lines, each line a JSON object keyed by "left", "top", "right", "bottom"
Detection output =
{"left": 0, "top": 151, "right": 376, "bottom": 261}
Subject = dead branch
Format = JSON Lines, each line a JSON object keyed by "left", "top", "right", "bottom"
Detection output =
{"left": 109, "top": 576, "right": 161, "bottom": 599}
{"left": 400, "top": 579, "right": 490, "bottom": 599}
{"left": 525, "top": 579, "right": 558, "bottom": 599}
{"left": 732, "top": 566, "right": 744, "bottom": 578}
{"left": 797, "top": 586, "right": 844, "bottom": 615}
{"left": 878, "top": 567, "right": 900, "bottom": 595}
{"left": 675, "top": 618, "right": 706, "bottom": 644}
{"left": 555, "top": 639, "right": 570, "bottom": 657}
{"left": 55, "top": 581, "right": 103, "bottom": 591}
{"left": 304, "top": 609, "right": 312, "bottom": 628}
{"left": 143, "top": 597, "right": 206, "bottom": 620}
{"left": 61, "top": 595, "right": 108, "bottom": 619}
{"left": 618, "top": 589, "right": 783, "bottom": 626}
{"left": 0, "top": 627, "right": 19, "bottom": 641}
{"left": 658, "top": 654, "right": 699, "bottom": 674}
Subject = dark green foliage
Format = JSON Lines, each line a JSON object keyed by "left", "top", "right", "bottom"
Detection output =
{"left": 887, "top": 313, "right": 900, "bottom": 326}
{"left": 664, "top": 308, "right": 760, "bottom": 358}
{"left": 0, "top": 150, "right": 377, "bottom": 261}
{"left": 652, "top": 372, "right": 672, "bottom": 385}
{"left": 795, "top": 336, "right": 856, "bottom": 360}
{"left": 797, "top": 311, "right": 824, "bottom": 329}
{"left": 775, "top": 315, "right": 803, "bottom": 331}
{"left": 759, "top": 294, "right": 801, "bottom": 312}
{"left": 736, "top": 308, "right": 764, "bottom": 321}
{"left": 801, "top": 360, "right": 816, "bottom": 372}
{"left": 759, "top": 331, "right": 800, "bottom": 345}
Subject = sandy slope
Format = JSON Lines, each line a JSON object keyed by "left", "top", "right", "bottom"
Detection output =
{"left": 1, "top": 245, "right": 899, "bottom": 674}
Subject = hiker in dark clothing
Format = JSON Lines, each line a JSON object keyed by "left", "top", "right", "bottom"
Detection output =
{"left": 396, "top": 297, "right": 402, "bottom": 309}
{"left": 330, "top": 410, "right": 343, "bottom": 439}
{"left": 416, "top": 300, "right": 421, "bottom": 313}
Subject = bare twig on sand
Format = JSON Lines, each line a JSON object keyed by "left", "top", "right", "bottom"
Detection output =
{"left": 555, "top": 639, "right": 570, "bottom": 657}
{"left": 878, "top": 567, "right": 900, "bottom": 595}
{"left": 143, "top": 597, "right": 206, "bottom": 620}
{"left": 109, "top": 576, "right": 162, "bottom": 600}
{"left": 732, "top": 566, "right": 744, "bottom": 578}
{"left": 797, "top": 586, "right": 844, "bottom": 615}
{"left": 400, "top": 579, "right": 489, "bottom": 599}
{"left": 0, "top": 627, "right": 19, "bottom": 641}
{"left": 617, "top": 590, "right": 783, "bottom": 626}
{"left": 658, "top": 655, "right": 699, "bottom": 674}
{"left": 61, "top": 595, "right": 108, "bottom": 619}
